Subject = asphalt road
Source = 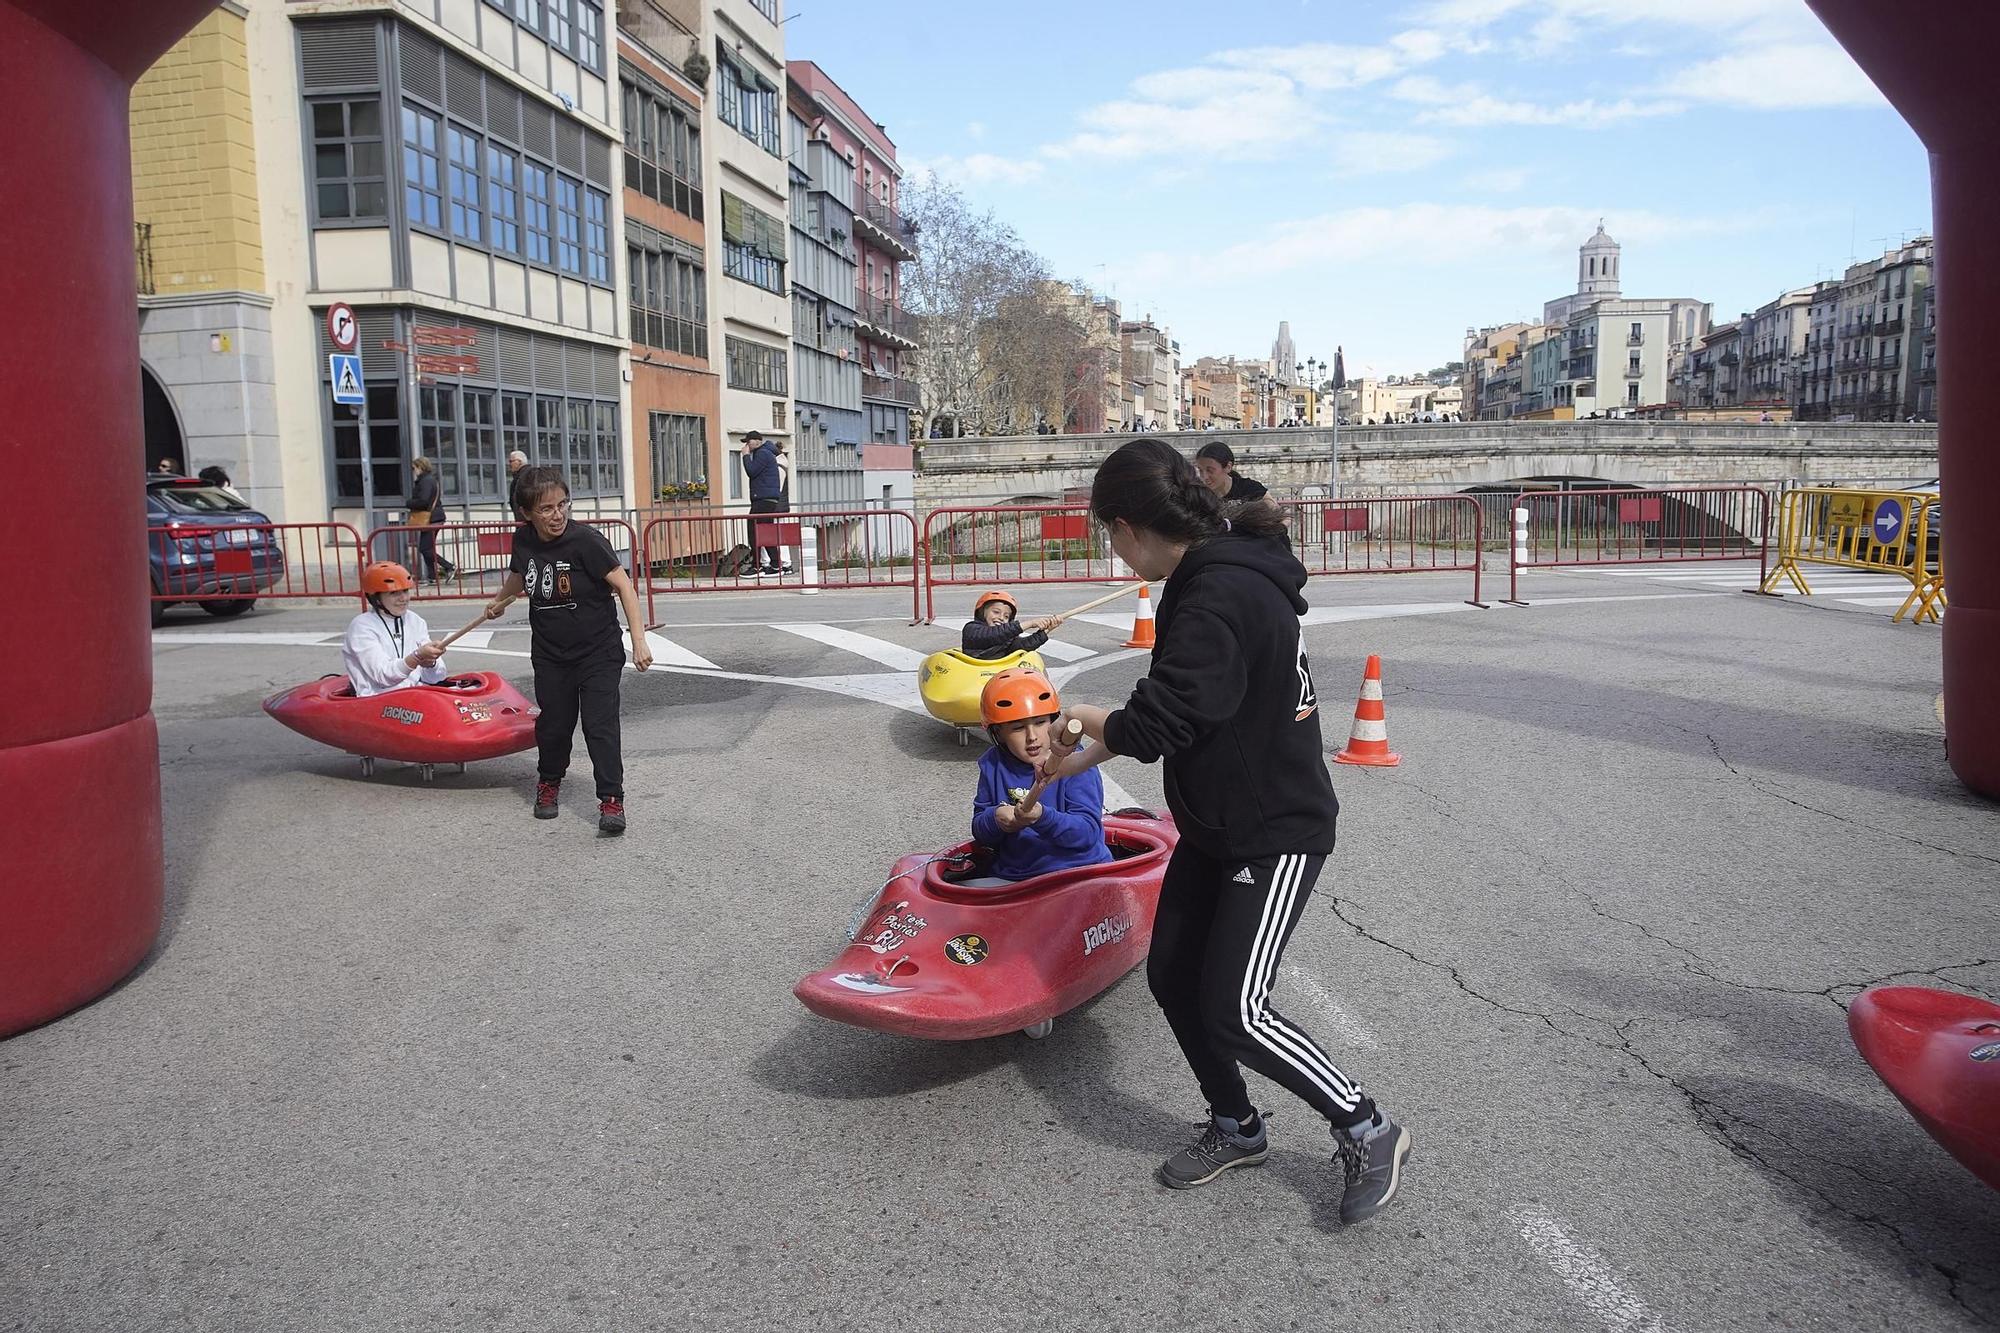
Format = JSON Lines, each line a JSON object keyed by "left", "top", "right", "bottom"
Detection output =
{"left": 4, "top": 566, "right": 1996, "bottom": 1332}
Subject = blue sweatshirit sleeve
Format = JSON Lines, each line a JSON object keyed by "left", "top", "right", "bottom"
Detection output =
{"left": 971, "top": 749, "right": 1008, "bottom": 846}
{"left": 1032, "top": 767, "right": 1105, "bottom": 853}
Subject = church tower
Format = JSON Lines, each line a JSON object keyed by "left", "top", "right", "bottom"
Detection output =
{"left": 1578, "top": 220, "right": 1621, "bottom": 299}
{"left": 1272, "top": 321, "right": 1298, "bottom": 385}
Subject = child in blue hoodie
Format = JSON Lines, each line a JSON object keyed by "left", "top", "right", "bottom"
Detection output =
{"left": 970, "top": 668, "right": 1113, "bottom": 882}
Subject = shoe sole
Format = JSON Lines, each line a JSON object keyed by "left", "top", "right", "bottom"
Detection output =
{"left": 600, "top": 819, "right": 626, "bottom": 834}
{"left": 534, "top": 806, "right": 559, "bottom": 820}
{"left": 1158, "top": 1145, "right": 1269, "bottom": 1190}
{"left": 1340, "top": 1128, "right": 1413, "bottom": 1225}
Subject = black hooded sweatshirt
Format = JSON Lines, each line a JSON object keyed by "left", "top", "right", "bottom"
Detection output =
{"left": 1102, "top": 532, "right": 1339, "bottom": 860}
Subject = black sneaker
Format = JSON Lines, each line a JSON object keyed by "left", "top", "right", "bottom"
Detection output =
{"left": 598, "top": 797, "right": 625, "bottom": 834}
{"left": 1335, "top": 1114, "right": 1412, "bottom": 1224}
{"left": 1159, "top": 1113, "right": 1268, "bottom": 1189}
{"left": 534, "top": 778, "right": 560, "bottom": 819}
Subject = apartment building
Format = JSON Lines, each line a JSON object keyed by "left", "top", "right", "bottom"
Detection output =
{"left": 134, "top": 0, "right": 628, "bottom": 526}
{"left": 782, "top": 77, "right": 862, "bottom": 509}
{"left": 1120, "top": 318, "right": 1173, "bottom": 431}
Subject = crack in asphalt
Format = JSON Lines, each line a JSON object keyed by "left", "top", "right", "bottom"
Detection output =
{"left": 1324, "top": 893, "right": 1993, "bottom": 1324}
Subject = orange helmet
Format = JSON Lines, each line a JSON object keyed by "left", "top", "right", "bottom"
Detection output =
{"left": 972, "top": 588, "right": 1017, "bottom": 620}
{"left": 980, "top": 667, "right": 1059, "bottom": 727}
{"left": 362, "top": 561, "right": 416, "bottom": 595}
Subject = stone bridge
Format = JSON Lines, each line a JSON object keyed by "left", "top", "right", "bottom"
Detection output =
{"left": 912, "top": 422, "right": 1941, "bottom": 505}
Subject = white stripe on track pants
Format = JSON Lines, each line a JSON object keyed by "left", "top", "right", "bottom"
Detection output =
{"left": 1146, "top": 843, "right": 1372, "bottom": 1127}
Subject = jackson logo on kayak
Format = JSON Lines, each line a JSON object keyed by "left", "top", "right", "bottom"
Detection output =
{"left": 381, "top": 706, "right": 424, "bottom": 726}
{"left": 1082, "top": 912, "right": 1133, "bottom": 956}
{"left": 945, "top": 933, "right": 988, "bottom": 966}
{"left": 1974, "top": 1043, "right": 2000, "bottom": 1063}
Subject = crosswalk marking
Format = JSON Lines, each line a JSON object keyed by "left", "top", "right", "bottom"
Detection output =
{"left": 642, "top": 630, "right": 719, "bottom": 670}
{"left": 770, "top": 623, "right": 929, "bottom": 672}
{"left": 1838, "top": 596, "right": 1919, "bottom": 608}
{"left": 1035, "top": 638, "right": 1098, "bottom": 663}
{"left": 449, "top": 630, "right": 494, "bottom": 649}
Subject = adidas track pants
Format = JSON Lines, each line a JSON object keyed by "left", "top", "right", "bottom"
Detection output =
{"left": 1147, "top": 843, "right": 1374, "bottom": 1129}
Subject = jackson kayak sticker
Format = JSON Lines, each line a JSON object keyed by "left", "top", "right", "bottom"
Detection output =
{"left": 1082, "top": 912, "right": 1133, "bottom": 956}
{"left": 830, "top": 972, "right": 912, "bottom": 995}
{"left": 1973, "top": 1043, "right": 2000, "bottom": 1063}
{"left": 945, "top": 934, "right": 988, "bottom": 966}
{"left": 381, "top": 705, "right": 424, "bottom": 726}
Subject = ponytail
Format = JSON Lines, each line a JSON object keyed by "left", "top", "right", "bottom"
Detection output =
{"left": 1090, "top": 437, "right": 1289, "bottom": 544}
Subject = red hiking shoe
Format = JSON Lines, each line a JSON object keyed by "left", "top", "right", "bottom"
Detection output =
{"left": 534, "top": 779, "right": 560, "bottom": 819}
{"left": 598, "top": 797, "right": 626, "bottom": 835}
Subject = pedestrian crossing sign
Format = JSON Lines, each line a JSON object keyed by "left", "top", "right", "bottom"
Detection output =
{"left": 329, "top": 353, "right": 364, "bottom": 406}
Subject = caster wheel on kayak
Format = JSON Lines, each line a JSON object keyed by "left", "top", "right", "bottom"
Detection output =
{"left": 420, "top": 763, "right": 436, "bottom": 783}
{"left": 1023, "top": 1019, "right": 1054, "bottom": 1039}
{"left": 455, "top": 762, "right": 467, "bottom": 774}
{"left": 956, "top": 728, "right": 969, "bottom": 748}
{"left": 359, "top": 756, "right": 376, "bottom": 778}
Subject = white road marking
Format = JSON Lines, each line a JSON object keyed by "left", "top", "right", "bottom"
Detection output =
{"left": 771, "top": 623, "right": 929, "bottom": 672}
{"left": 1839, "top": 596, "right": 1923, "bottom": 608}
{"left": 450, "top": 630, "right": 494, "bottom": 649}
{"left": 1035, "top": 639, "right": 1098, "bottom": 663}
{"left": 1496, "top": 592, "right": 1721, "bottom": 607}
{"left": 642, "top": 630, "right": 719, "bottom": 670}
{"left": 1279, "top": 965, "right": 1377, "bottom": 1049}
{"left": 152, "top": 631, "right": 342, "bottom": 647}
{"left": 1514, "top": 1208, "right": 1668, "bottom": 1333}
{"left": 1072, "top": 611, "right": 1144, "bottom": 632}
{"left": 1099, "top": 769, "right": 1139, "bottom": 813}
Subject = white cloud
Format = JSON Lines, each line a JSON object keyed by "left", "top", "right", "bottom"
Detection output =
{"left": 1462, "top": 167, "right": 1531, "bottom": 193}
{"left": 1659, "top": 42, "right": 1886, "bottom": 109}
{"left": 1392, "top": 75, "right": 1680, "bottom": 127}
{"left": 905, "top": 154, "right": 1045, "bottom": 187}
{"left": 1328, "top": 131, "right": 1456, "bottom": 177}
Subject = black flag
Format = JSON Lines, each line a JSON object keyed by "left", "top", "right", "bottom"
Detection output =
{"left": 1330, "top": 346, "right": 1346, "bottom": 391}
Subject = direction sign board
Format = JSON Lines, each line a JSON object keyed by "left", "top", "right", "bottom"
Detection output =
{"left": 1871, "top": 496, "right": 1907, "bottom": 545}
{"left": 325, "top": 302, "right": 358, "bottom": 352}
{"left": 329, "top": 353, "right": 364, "bottom": 406}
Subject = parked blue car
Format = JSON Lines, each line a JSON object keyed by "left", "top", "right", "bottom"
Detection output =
{"left": 147, "top": 476, "right": 286, "bottom": 626}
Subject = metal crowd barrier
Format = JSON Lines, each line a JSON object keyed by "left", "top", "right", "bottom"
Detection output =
{"left": 638, "top": 507, "right": 921, "bottom": 626}
{"left": 1759, "top": 487, "right": 1943, "bottom": 623}
{"left": 1505, "top": 485, "right": 1773, "bottom": 604}
{"left": 922, "top": 505, "right": 1118, "bottom": 623}
{"left": 148, "top": 521, "right": 366, "bottom": 615}
{"left": 1276, "top": 495, "right": 1486, "bottom": 606}
{"left": 370, "top": 519, "right": 639, "bottom": 602}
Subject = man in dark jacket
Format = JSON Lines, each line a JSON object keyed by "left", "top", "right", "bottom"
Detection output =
{"left": 740, "top": 432, "right": 789, "bottom": 576}
{"left": 506, "top": 450, "right": 530, "bottom": 519}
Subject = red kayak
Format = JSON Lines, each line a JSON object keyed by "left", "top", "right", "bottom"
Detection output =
{"left": 795, "top": 810, "right": 1180, "bottom": 1041}
{"left": 262, "top": 672, "right": 538, "bottom": 778}
{"left": 1848, "top": 985, "right": 2000, "bottom": 1191}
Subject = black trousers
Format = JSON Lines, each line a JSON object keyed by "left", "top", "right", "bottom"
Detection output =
{"left": 415, "top": 524, "right": 441, "bottom": 579}
{"left": 532, "top": 645, "right": 624, "bottom": 799}
{"left": 1148, "top": 841, "right": 1374, "bottom": 1128}
{"left": 749, "top": 496, "right": 785, "bottom": 570}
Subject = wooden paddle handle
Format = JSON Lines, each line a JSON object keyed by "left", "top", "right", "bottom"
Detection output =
{"left": 1050, "top": 581, "right": 1148, "bottom": 621}
{"left": 436, "top": 596, "right": 515, "bottom": 651}
{"left": 1015, "top": 718, "right": 1084, "bottom": 815}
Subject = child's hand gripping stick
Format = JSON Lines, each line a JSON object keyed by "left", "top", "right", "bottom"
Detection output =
{"left": 1016, "top": 718, "right": 1084, "bottom": 818}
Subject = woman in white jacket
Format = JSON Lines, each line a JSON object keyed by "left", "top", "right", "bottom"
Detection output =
{"left": 342, "top": 561, "right": 448, "bottom": 696}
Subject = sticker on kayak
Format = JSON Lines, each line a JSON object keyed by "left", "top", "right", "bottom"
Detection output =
{"left": 864, "top": 903, "right": 929, "bottom": 954}
{"left": 830, "top": 972, "right": 913, "bottom": 995}
{"left": 945, "top": 934, "right": 988, "bottom": 966}
{"left": 1973, "top": 1043, "right": 2000, "bottom": 1063}
{"left": 1082, "top": 912, "right": 1133, "bottom": 956}
{"left": 381, "top": 705, "right": 425, "bottom": 726}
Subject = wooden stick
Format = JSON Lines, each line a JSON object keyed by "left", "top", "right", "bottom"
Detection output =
{"left": 1050, "top": 581, "right": 1148, "bottom": 621}
{"left": 436, "top": 596, "right": 514, "bottom": 651}
{"left": 1015, "top": 718, "right": 1084, "bottom": 815}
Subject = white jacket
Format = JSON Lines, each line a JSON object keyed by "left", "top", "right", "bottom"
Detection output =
{"left": 342, "top": 608, "right": 447, "bottom": 696}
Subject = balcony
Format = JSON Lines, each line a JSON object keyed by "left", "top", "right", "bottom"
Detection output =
{"left": 1875, "top": 316, "right": 1905, "bottom": 336}
{"left": 854, "top": 194, "right": 919, "bottom": 262}
{"left": 1624, "top": 364, "right": 1644, "bottom": 378}
{"left": 854, "top": 287, "right": 920, "bottom": 349}
{"left": 862, "top": 371, "right": 921, "bottom": 405}
{"left": 615, "top": 0, "right": 700, "bottom": 75}
{"left": 1920, "top": 364, "right": 1937, "bottom": 384}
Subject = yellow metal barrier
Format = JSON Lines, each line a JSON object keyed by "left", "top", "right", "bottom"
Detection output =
{"left": 1760, "top": 487, "right": 1945, "bottom": 624}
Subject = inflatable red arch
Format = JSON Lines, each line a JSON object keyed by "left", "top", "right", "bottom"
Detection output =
{"left": 1, "top": 0, "right": 1995, "bottom": 1034}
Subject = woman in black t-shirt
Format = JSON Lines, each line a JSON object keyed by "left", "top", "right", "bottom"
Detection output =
{"left": 484, "top": 467, "right": 653, "bottom": 834}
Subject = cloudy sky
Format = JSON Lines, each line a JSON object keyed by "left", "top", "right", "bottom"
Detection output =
{"left": 784, "top": 0, "right": 1929, "bottom": 377}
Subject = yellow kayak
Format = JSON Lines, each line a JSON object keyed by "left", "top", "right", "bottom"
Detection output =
{"left": 918, "top": 648, "right": 1048, "bottom": 727}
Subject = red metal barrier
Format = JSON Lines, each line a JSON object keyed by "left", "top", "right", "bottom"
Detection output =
{"left": 147, "top": 521, "right": 366, "bottom": 615}
{"left": 922, "top": 505, "right": 1119, "bottom": 622}
{"left": 639, "top": 507, "right": 921, "bottom": 626}
{"left": 1504, "top": 485, "right": 1772, "bottom": 604}
{"left": 370, "top": 519, "right": 639, "bottom": 601}
{"left": 1276, "top": 496, "right": 1486, "bottom": 605}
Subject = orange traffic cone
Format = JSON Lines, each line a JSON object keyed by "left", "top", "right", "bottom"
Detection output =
{"left": 1333, "top": 655, "right": 1400, "bottom": 767}
{"left": 1123, "top": 584, "right": 1156, "bottom": 648}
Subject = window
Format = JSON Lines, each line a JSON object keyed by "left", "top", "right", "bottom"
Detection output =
{"left": 1627, "top": 354, "right": 1641, "bottom": 374}
{"left": 311, "top": 99, "right": 386, "bottom": 221}
{"left": 566, "top": 399, "right": 591, "bottom": 496}
{"left": 585, "top": 188, "right": 610, "bottom": 283}
{"left": 575, "top": 0, "right": 601, "bottom": 70}
{"left": 402, "top": 104, "right": 443, "bottom": 230}
{"left": 487, "top": 145, "right": 519, "bottom": 252}
{"left": 620, "top": 77, "right": 702, "bottom": 220}
{"left": 514, "top": 0, "right": 541, "bottom": 23}
{"left": 501, "top": 392, "right": 531, "bottom": 463}
{"left": 628, "top": 239, "right": 707, "bottom": 357}
{"left": 593, "top": 400, "right": 620, "bottom": 494}
{"left": 462, "top": 388, "right": 499, "bottom": 498}
{"left": 1629, "top": 321, "right": 1642, "bottom": 343}
{"left": 721, "top": 192, "right": 786, "bottom": 293}
{"left": 1627, "top": 382, "right": 1640, "bottom": 404}
{"left": 728, "top": 450, "right": 743, "bottom": 499}
{"left": 446, "top": 124, "right": 483, "bottom": 242}
{"left": 717, "top": 47, "right": 782, "bottom": 156}
{"left": 747, "top": 0, "right": 777, "bottom": 18}
{"left": 555, "top": 176, "right": 582, "bottom": 274}
{"left": 726, "top": 335, "right": 788, "bottom": 395}
{"left": 522, "top": 162, "right": 552, "bottom": 264}
{"left": 420, "top": 385, "right": 459, "bottom": 497}
{"left": 546, "top": 0, "right": 571, "bottom": 53}
{"left": 649, "top": 412, "right": 707, "bottom": 496}
{"left": 331, "top": 383, "right": 403, "bottom": 503}
{"left": 534, "top": 395, "right": 565, "bottom": 467}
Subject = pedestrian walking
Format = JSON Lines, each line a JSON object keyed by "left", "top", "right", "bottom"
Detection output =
{"left": 406, "top": 456, "right": 454, "bottom": 582}
{"left": 1050, "top": 437, "right": 1412, "bottom": 1224}
{"left": 506, "top": 450, "right": 531, "bottom": 519}
{"left": 741, "top": 431, "right": 791, "bottom": 576}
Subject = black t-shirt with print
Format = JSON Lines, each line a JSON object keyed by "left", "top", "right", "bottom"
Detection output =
{"left": 510, "top": 521, "right": 623, "bottom": 663}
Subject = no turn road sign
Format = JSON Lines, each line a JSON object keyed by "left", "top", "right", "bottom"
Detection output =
{"left": 326, "top": 302, "right": 358, "bottom": 352}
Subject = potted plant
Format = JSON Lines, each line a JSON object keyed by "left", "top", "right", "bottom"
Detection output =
{"left": 682, "top": 51, "right": 710, "bottom": 88}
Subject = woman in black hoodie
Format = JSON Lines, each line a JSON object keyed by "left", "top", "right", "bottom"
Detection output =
{"left": 1053, "top": 438, "right": 1411, "bottom": 1224}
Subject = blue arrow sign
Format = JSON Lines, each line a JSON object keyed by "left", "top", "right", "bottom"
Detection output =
{"left": 329, "top": 353, "right": 364, "bottom": 406}
{"left": 1871, "top": 497, "right": 1906, "bottom": 545}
